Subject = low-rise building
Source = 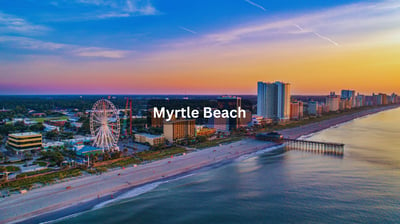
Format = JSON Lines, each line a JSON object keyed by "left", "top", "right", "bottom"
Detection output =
{"left": 196, "top": 127, "right": 217, "bottom": 136}
{"left": 251, "top": 115, "right": 272, "bottom": 126}
{"left": 44, "top": 123, "right": 60, "bottom": 132}
{"left": 63, "top": 136, "right": 95, "bottom": 149}
{"left": 23, "top": 119, "right": 38, "bottom": 126}
{"left": 46, "top": 119, "right": 68, "bottom": 127}
{"left": 7, "top": 132, "right": 42, "bottom": 154}
{"left": 42, "top": 141, "right": 65, "bottom": 150}
{"left": 134, "top": 133, "right": 165, "bottom": 146}
{"left": 74, "top": 145, "right": 102, "bottom": 156}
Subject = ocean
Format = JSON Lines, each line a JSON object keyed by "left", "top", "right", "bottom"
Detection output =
{"left": 55, "top": 108, "right": 400, "bottom": 224}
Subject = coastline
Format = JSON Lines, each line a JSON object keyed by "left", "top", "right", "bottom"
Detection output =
{"left": 279, "top": 105, "right": 400, "bottom": 139}
{"left": 1, "top": 105, "right": 399, "bottom": 224}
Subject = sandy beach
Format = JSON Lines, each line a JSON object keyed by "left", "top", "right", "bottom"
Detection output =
{"left": 0, "top": 105, "right": 398, "bottom": 224}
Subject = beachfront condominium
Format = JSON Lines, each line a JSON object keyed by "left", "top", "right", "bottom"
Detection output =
{"left": 6, "top": 132, "right": 42, "bottom": 154}
{"left": 308, "top": 101, "right": 322, "bottom": 116}
{"left": 217, "top": 96, "right": 242, "bottom": 130}
{"left": 355, "top": 94, "right": 366, "bottom": 107}
{"left": 290, "top": 101, "right": 304, "bottom": 120}
{"left": 326, "top": 92, "right": 340, "bottom": 112}
{"left": 341, "top": 90, "right": 356, "bottom": 107}
{"left": 257, "top": 81, "right": 291, "bottom": 121}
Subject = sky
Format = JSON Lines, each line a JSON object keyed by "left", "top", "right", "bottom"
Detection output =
{"left": 0, "top": 0, "right": 399, "bottom": 95}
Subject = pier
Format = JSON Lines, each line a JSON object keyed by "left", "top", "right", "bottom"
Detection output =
{"left": 283, "top": 139, "right": 345, "bottom": 155}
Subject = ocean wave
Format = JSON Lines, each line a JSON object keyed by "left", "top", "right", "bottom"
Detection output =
{"left": 92, "top": 182, "right": 163, "bottom": 210}
{"left": 234, "top": 145, "right": 284, "bottom": 162}
{"left": 40, "top": 210, "right": 89, "bottom": 224}
{"left": 93, "top": 145, "right": 283, "bottom": 211}
{"left": 92, "top": 173, "right": 195, "bottom": 210}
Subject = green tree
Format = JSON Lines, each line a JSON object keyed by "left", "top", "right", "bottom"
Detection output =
{"left": 196, "top": 135, "right": 208, "bottom": 143}
{"left": 78, "top": 118, "right": 90, "bottom": 134}
{"left": 45, "top": 131, "right": 58, "bottom": 140}
{"left": 64, "top": 121, "right": 72, "bottom": 129}
{"left": 0, "top": 124, "right": 15, "bottom": 135}
{"left": 14, "top": 121, "right": 27, "bottom": 132}
{"left": 29, "top": 123, "right": 45, "bottom": 132}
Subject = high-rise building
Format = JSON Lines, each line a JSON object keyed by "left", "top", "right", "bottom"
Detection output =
{"left": 257, "top": 81, "right": 291, "bottom": 121}
{"left": 341, "top": 90, "right": 356, "bottom": 107}
{"left": 217, "top": 96, "right": 242, "bottom": 130}
{"left": 379, "top": 93, "right": 388, "bottom": 105}
{"left": 163, "top": 119, "right": 196, "bottom": 142}
{"left": 341, "top": 90, "right": 355, "bottom": 99}
{"left": 326, "top": 92, "right": 340, "bottom": 112}
{"left": 211, "top": 116, "right": 229, "bottom": 132}
{"left": 339, "top": 98, "right": 352, "bottom": 110}
{"left": 390, "top": 93, "right": 398, "bottom": 104}
{"left": 298, "top": 101, "right": 304, "bottom": 118}
{"left": 307, "top": 101, "right": 321, "bottom": 116}
{"left": 257, "top": 82, "right": 276, "bottom": 119}
{"left": 375, "top": 93, "right": 388, "bottom": 105}
{"left": 355, "top": 94, "right": 365, "bottom": 107}
{"left": 290, "top": 101, "right": 303, "bottom": 120}
{"left": 149, "top": 109, "right": 165, "bottom": 128}
{"left": 364, "top": 96, "right": 375, "bottom": 106}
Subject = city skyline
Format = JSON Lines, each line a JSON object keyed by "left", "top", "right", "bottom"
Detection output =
{"left": 1, "top": 0, "right": 400, "bottom": 95}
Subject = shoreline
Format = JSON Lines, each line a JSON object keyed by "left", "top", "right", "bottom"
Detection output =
{"left": 1, "top": 105, "right": 399, "bottom": 224}
{"left": 279, "top": 105, "right": 400, "bottom": 139}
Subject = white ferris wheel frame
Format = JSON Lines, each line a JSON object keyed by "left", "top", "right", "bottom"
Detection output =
{"left": 90, "top": 99, "right": 120, "bottom": 152}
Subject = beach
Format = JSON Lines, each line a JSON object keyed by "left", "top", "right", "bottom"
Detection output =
{"left": 0, "top": 105, "right": 398, "bottom": 224}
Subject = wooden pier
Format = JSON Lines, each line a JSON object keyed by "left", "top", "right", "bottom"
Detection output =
{"left": 283, "top": 139, "right": 344, "bottom": 155}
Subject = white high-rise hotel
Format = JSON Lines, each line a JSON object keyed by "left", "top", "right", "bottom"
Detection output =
{"left": 257, "top": 81, "right": 291, "bottom": 121}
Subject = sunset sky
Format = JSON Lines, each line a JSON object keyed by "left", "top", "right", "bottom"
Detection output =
{"left": 1, "top": 0, "right": 399, "bottom": 95}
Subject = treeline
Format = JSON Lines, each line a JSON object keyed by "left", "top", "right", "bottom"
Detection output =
{"left": 0, "top": 122, "right": 45, "bottom": 136}
{"left": 0, "top": 96, "right": 149, "bottom": 115}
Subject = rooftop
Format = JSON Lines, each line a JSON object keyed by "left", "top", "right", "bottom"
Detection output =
{"left": 135, "top": 133, "right": 164, "bottom": 139}
{"left": 78, "top": 145, "right": 102, "bottom": 153}
{"left": 9, "top": 132, "right": 41, "bottom": 137}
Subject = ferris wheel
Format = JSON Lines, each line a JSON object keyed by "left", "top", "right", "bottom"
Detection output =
{"left": 90, "top": 99, "right": 120, "bottom": 152}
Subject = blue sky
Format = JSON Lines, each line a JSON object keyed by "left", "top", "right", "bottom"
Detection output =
{"left": 1, "top": 0, "right": 400, "bottom": 95}
{"left": 0, "top": 0, "right": 362, "bottom": 59}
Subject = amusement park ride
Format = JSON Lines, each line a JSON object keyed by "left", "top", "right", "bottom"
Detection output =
{"left": 122, "top": 97, "right": 133, "bottom": 137}
{"left": 90, "top": 98, "right": 133, "bottom": 152}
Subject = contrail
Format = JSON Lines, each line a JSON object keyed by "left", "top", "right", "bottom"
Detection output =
{"left": 293, "top": 24, "right": 304, "bottom": 31}
{"left": 294, "top": 23, "right": 339, "bottom": 46}
{"left": 312, "top": 31, "right": 339, "bottom": 46}
{"left": 244, "top": 0, "right": 266, "bottom": 11}
{"left": 179, "top": 26, "right": 197, "bottom": 34}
